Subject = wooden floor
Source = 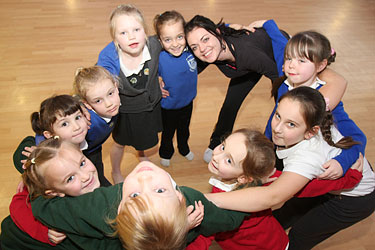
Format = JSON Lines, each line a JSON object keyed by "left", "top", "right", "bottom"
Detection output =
{"left": 0, "top": 0, "right": 374, "bottom": 249}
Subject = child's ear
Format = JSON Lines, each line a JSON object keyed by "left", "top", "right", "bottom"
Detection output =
{"left": 304, "top": 125, "right": 320, "bottom": 139}
{"left": 45, "top": 190, "right": 65, "bottom": 198}
{"left": 317, "top": 59, "right": 328, "bottom": 73}
{"left": 237, "top": 175, "right": 253, "bottom": 185}
{"left": 43, "top": 131, "right": 53, "bottom": 139}
{"left": 175, "top": 190, "right": 184, "bottom": 202}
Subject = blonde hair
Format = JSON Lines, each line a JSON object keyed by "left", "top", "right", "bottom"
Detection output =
{"left": 116, "top": 195, "right": 188, "bottom": 250}
{"left": 22, "top": 138, "right": 76, "bottom": 201}
{"left": 73, "top": 65, "right": 119, "bottom": 101}
{"left": 109, "top": 4, "right": 147, "bottom": 43}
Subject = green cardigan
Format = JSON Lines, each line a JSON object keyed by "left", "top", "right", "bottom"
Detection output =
{"left": 28, "top": 184, "right": 248, "bottom": 249}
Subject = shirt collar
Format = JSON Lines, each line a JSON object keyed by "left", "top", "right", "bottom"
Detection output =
{"left": 284, "top": 77, "right": 326, "bottom": 90}
{"left": 120, "top": 45, "right": 151, "bottom": 77}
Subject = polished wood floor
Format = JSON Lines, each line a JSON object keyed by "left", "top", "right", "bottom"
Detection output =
{"left": 0, "top": 0, "right": 374, "bottom": 249}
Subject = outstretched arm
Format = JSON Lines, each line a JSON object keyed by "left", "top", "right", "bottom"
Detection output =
{"left": 205, "top": 172, "right": 309, "bottom": 212}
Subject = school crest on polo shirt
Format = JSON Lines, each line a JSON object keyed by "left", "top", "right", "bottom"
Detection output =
{"left": 186, "top": 54, "right": 197, "bottom": 72}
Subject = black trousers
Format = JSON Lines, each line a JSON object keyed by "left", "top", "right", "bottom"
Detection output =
{"left": 208, "top": 73, "right": 262, "bottom": 149}
{"left": 159, "top": 102, "right": 193, "bottom": 159}
{"left": 84, "top": 148, "right": 112, "bottom": 187}
{"left": 274, "top": 189, "right": 375, "bottom": 250}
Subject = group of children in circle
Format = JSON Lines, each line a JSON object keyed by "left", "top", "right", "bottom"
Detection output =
{"left": 1, "top": 3, "right": 374, "bottom": 250}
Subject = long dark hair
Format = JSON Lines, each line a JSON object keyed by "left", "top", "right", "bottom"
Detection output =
{"left": 185, "top": 15, "right": 247, "bottom": 49}
{"left": 279, "top": 87, "right": 358, "bottom": 149}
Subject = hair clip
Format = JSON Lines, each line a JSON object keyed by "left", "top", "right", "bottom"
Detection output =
{"left": 331, "top": 48, "right": 335, "bottom": 56}
{"left": 53, "top": 135, "right": 60, "bottom": 140}
{"left": 31, "top": 158, "right": 36, "bottom": 164}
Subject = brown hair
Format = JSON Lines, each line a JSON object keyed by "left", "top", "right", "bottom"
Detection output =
{"left": 30, "top": 95, "right": 83, "bottom": 135}
{"left": 279, "top": 86, "right": 358, "bottom": 149}
{"left": 234, "top": 129, "right": 276, "bottom": 185}
{"left": 153, "top": 10, "right": 186, "bottom": 38}
{"left": 73, "top": 65, "right": 119, "bottom": 100}
{"left": 116, "top": 195, "right": 188, "bottom": 250}
{"left": 272, "top": 31, "right": 336, "bottom": 98}
{"left": 22, "top": 138, "right": 72, "bottom": 200}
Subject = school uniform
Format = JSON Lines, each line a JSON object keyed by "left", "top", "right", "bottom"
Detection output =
{"left": 158, "top": 49, "right": 197, "bottom": 159}
{"left": 274, "top": 127, "right": 375, "bottom": 249}
{"left": 97, "top": 36, "right": 163, "bottom": 150}
{"left": 29, "top": 184, "right": 248, "bottom": 248}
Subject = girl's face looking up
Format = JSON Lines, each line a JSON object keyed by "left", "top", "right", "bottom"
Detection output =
{"left": 47, "top": 110, "right": 88, "bottom": 145}
{"left": 84, "top": 79, "right": 121, "bottom": 119}
{"left": 41, "top": 142, "right": 100, "bottom": 197}
{"left": 119, "top": 161, "right": 183, "bottom": 216}
{"left": 208, "top": 132, "right": 247, "bottom": 181}
{"left": 159, "top": 20, "right": 186, "bottom": 57}
{"left": 187, "top": 27, "right": 222, "bottom": 63}
{"left": 271, "top": 97, "right": 310, "bottom": 148}
{"left": 114, "top": 14, "right": 146, "bottom": 57}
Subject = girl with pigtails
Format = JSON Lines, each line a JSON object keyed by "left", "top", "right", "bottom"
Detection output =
{"left": 206, "top": 87, "right": 375, "bottom": 249}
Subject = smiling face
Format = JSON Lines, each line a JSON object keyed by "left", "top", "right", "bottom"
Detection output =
{"left": 48, "top": 110, "right": 88, "bottom": 145}
{"left": 41, "top": 142, "right": 100, "bottom": 197}
{"left": 284, "top": 56, "right": 319, "bottom": 87}
{"left": 159, "top": 20, "right": 186, "bottom": 57}
{"left": 208, "top": 132, "right": 247, "bottom": 181}
{"left": 119, "top": 161, "right": 183, "bottom": 215}
{"left": 271, "top": 97, "right": 310, "bottom": 147}
{"left": 114, "top": 14, "right": 147, "bottom": 57}
{"left": 84, "top": 79, "right": 120, "bottom": 119}
{"left": 187, "top": 27, "right": 222, "bottom": 63}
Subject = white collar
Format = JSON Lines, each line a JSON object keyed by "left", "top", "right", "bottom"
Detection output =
{"left": 208, "top": 176, "right": 237, "bottom": 192}
{"left": 284, "top": 77, "right": 326, "bottom": 90}
{"left": 120, "top": 46, "right": 151, "bottom": 77}
{"left": 80, "top": 140, "right": 88, "bottom": 151}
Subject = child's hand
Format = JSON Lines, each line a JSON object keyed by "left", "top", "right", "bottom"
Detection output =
{"left": 21, "top": 146, "right": 36, "bottom": 167}
{"left": 80, "top": 103, "right": 92, "bottom": 128}
{"left": 16, "top": 180, "right": 25, "bottom": 193}
{"left": 262, "top": 168, "right": 278, "bottom": 184}
{"left": 159, "top": 77, "right": 169, "bottom": 98}
{"left": 318, "top": 159, "right": 343, "bottom": 180}
{"left": 186, "top": 201, "right": 204, "bottom": 230}
{"left": 350, "top": 153, "right": 364, "bottom": 173}
{"left": 246, "top": 20, "right": 268, "bottom": 33}
{"left": 48, "top": 228, "right": 66, "bottom": 244}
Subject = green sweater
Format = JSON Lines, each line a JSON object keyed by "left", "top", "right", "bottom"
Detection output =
{"left": 28, "top": 184, "right": 248, "bottom": 249}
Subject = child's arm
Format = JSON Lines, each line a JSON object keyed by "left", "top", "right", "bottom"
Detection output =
{"left": 181, "top": 186, "right": 249, "bottom": 244}
{"left": 9, "top": 187, "right": 58, "bottom": 246}
{"left": 31, "top": 184, "right": 122, "bottom": 238}
{"left": 205, "top": 171, "right": 309, "bottom": 213}
{"left": 318, "top": 68, "right": 347, "bottom": 110}
{"left": 319, "top": 102, "right": 367, "bottom": 178}
{"left": 97, "top": 42, "right": 120, "bottom": 76}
